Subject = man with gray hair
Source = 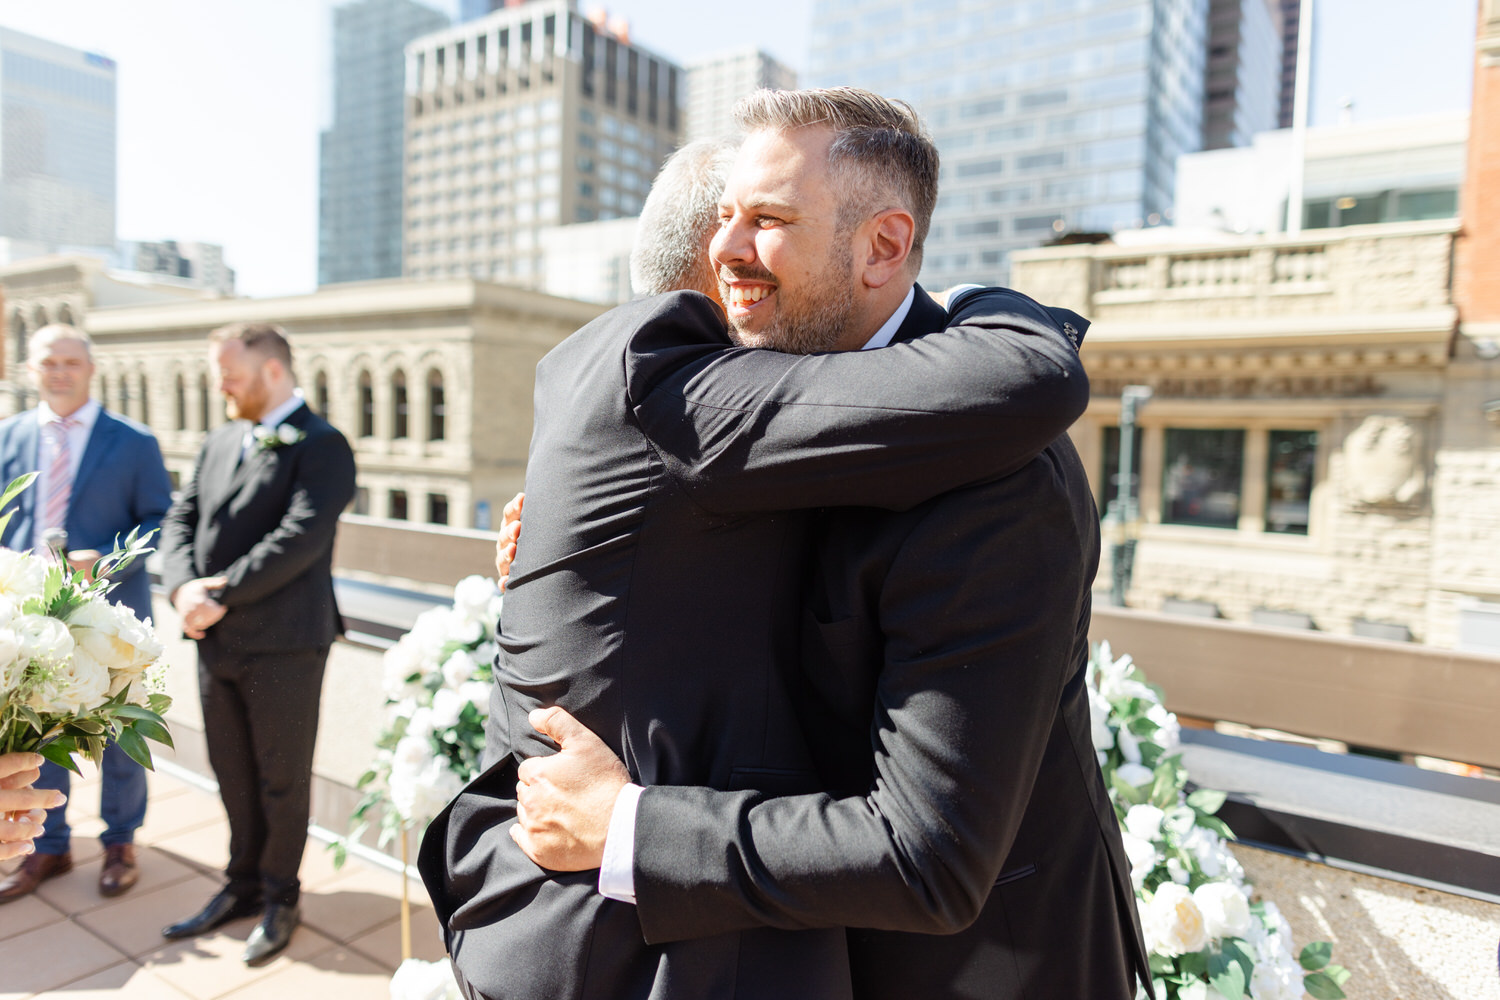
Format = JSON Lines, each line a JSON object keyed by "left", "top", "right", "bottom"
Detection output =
{"left": 629, "top": 138, "right": 738, "bottom": 302}
{"left": 0, "top": 324, "right": 173, "bottom": 905}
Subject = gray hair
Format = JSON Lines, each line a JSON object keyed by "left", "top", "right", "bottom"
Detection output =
{"left": 28, "top": 323, "right": 93, "bottom": 361}
{"left": 630, "top": 138, "right": 739, "bottom": 298}
{"left": 732, "top": 87, "right": 939, "bottom": 271}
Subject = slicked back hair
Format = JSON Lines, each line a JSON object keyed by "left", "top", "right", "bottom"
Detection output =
{"left": 631, "top": 137, "right": 739, "bottom": 298}
{"left": 209, "top": 322, "right": 295, "bottom": 377}
{"left": 732, "top": 87, "right": 939, "bottom": 271}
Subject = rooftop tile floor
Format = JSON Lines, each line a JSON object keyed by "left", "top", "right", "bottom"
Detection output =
{"left": 0, "top": 765, "right": 444, "bottom": 1000}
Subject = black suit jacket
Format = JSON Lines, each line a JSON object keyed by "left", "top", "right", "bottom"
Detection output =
{"left": 159, "top": 401, "right": 357, "bottom": 655}
{"left": 419, "top": 287, "right": 1091, "bottom": 1000}
{"left": 630, "top": 294, "right": 1152, "bottom": 999}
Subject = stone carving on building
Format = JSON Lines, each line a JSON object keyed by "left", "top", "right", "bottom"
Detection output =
{"left": 1343, "top": 415, "right": 1426, "bottom": 506}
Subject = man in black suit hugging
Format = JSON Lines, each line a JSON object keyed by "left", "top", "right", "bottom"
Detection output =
{"left": 507, "top": 87, "right": 1151, "bottom": 1000}
{"left": 421, "top": 89, "right": 1103, "bottom": 1000}
{"left": 158, "top": 323, "right": 356, "bottom": 965}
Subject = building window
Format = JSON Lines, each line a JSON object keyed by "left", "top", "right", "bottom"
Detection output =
{"left": 358, "top": 371, "right": 374, "bottom": 438}
{"left": 199, "top": 372, "right": 212, "bottom": 429}
{"left": 1100, "top": 425, "right": 1144, "bottom": 517}
{"left": 314, "top": 371, "right": 330, "bottom": 418}
{"left": 353, "top": 486, "right": 370, "bottom": 515}
{"left": 174, "top": 374, "right": 187, "bottom": 431}
{"left": 389, "top": 490, "right": 408, "bottom": 521}
{"left": 428, "top": 369, "right": 446, "bottom": 442}
{"left": 428, "top": 493, "right": 449, "bottom": 526}
{"left": 136, "top": 373, "right": 150, "bottom": 425}
{"left": 1266, "top": 430, "right": 1317, "bottom": 535}
{"left": 393, "top": 370, "right": 409, "bottom": 439}
{"left": 1162, "top": 428, "right": 1244, "bottom": 529}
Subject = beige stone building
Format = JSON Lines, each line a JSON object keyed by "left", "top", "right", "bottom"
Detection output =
{"left": 0, "top": 260, "right": 604, "bottom": 529}
{"left": 1013, "top": 219, "right": 1500, "bottom": 650}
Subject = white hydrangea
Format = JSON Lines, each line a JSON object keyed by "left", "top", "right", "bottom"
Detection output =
{"left": 440, "top": 649, "right": 477, "bottom": 689}
{"left": 382, "top": 637, "right": 428, "bottom": 701}
{"left": 452, "top": 575, "right": 500, "bottom": 622}
{"left": 1124, "top": 803, "right": 1166, "bottom": 843}
{"left": 430, "top": 687, "right": 464, "bottom": 729}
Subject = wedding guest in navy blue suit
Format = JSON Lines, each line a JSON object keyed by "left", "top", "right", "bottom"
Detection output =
{"left": 0, "top": 324, "right": 174, "bottom": 904}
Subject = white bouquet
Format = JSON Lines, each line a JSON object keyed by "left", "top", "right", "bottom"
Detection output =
{"left": 340, "top": 575, "right": 501, "bottom": 861}
{"left": 0, "top": 474, "right": 172, "bottom": 773}
{"left": 1088, "top": 641, "right": 1351, "bottom": 1000}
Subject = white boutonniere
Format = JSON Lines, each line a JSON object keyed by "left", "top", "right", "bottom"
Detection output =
{"left": 252, "top": 423, "right": 306, "bottom": 452}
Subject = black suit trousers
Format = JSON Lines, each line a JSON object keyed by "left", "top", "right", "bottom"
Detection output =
{"left": 198, "top": 642, "right": 329, "bottom": 905}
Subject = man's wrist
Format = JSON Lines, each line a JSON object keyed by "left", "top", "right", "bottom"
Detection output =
{"left": 597, "top": 782, "right": 643, "bottom": 904}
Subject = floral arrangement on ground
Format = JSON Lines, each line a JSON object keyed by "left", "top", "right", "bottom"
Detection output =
{"left": 1089, "top": 641, "right": 1351, "bottom": 1000}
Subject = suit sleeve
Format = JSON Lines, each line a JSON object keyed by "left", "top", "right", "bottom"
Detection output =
{"left": 158, "top": 439, "right": 209, "bottom": 597}
{"left": 637, "top": 289, "right": 1089, "bottom": 514}
{"left": 129, "top": 432, "right": 174, "bottom": 549}
{"left": 214, "top": 429, "right": 357, "bottom": 607}
{"left": 631, "top": 455, "right": 1088, "bottom": 940}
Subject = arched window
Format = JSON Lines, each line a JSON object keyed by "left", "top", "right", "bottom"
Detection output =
{"left": 358, "top": 371, "right": 374, "bottom": 438}
{"left": 10, "top": 312, "right": 27, "bottom": 367}
{"left": 117, "top": 375, "right": 130, "bottom": 417}
{"left": 137, "top": 373, "right": 150, "bottom": 425}
{"left": 427, "top": 369, "right": 446, "bottom": 442}
{"left": 99, "top": 372, "right": 111, "bottom": 411}
{"left": 314, "top": 371, "right": 330, "bottom": 418}
{"left": 174, "top": 374, "right": 187, "bottom": 431}
{"left": 393, "top": 369, "right": 409, "bottom": 439}
{"left": 198, "top": 372, "right": 212, "bottom": 429}
{"left": 57, "top": 303, "right": 75, "bottom": 326}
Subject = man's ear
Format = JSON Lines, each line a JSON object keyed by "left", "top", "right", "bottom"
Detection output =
{"left": 860, "top": 209, "right": 916, "bottom": 290}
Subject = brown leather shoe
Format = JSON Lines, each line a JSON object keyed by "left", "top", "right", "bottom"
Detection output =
{"left": 99, "top": 844, "right": 139, "bottom": 897}
{"left": 0, "top": 851, "right": 73, "bottom": 904}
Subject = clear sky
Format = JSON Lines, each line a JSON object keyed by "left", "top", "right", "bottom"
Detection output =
{"left": 0, "top": 0, "right": 1479, "bottom": 298}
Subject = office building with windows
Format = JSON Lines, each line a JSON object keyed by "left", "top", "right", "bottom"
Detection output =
{"left": 402, "top": 1, "right": 681, "bottom": 286}
{"left": 1277, "top": 0, "right": 1302, "bottom": 129}
{"left": 319, "top": 0, "right": 449, "bottom": 286}
{"left": 808, "top": 0, "right": 1281, "bottom": 287}
{"left": 1202, "top": 0, "right": 1282, "bottom": 150}
{"left": 684, "top": 47, "right": 797, "bottom": 142}
{"left": 119, "top": 239, "right": 237, "bottom": 296}
{"left": 0, "top": 27, "right": 116, "bottom": 263}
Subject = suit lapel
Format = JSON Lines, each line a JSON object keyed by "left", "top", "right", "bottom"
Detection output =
{"left": 209, "top": 402, "right": 312, "bottom": 519}
{"left": 200, "top": 423, "right": 249, "bottom": 520}
{"left": 71, "top": 410, "right": 120, "bottom": 501}
{"left": 4, "top": 413, "right": 41, "bottom": 547}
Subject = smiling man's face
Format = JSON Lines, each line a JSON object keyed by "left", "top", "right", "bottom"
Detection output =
{"left": 709, "top": 126, "right": 857, "bottom": 355}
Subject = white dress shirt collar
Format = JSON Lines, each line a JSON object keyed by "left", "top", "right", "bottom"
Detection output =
{"left": 37, "top": 397, "right": 101, "bottom": 435}
{"left": 859, "top": 286, "right": 917, "bottom": 351}
{"left": 257, "top": 388, "right": 306, "bottom": 430}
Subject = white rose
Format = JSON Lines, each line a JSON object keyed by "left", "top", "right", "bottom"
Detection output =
{"left": 27, "top": 642, "right": 111, "bottom": 714}
{"left": 276, "top": 423, "right": 300, "bottom": 445}
{"left": 0, "top": 595, "right": 19, "bottom": 629}
{"left": 1193, "top": 881, "right": 1252, "bottom": 939}
{"left": 431, "top": 687, "right": 464, "bottom": 729}
{"left": 1124, "top": 804, "right": 1166, "bottom": 843}
{"left": 406, "top": 707, "right": 436, "bottom": 744}
{"left": 0, "top": 549, "right": 47, "bottom": 602}
{"left": 452, "top": 575, "right": 499, "bottom": 620}
{"left": 1146, "top": 702, "right": 1181, "bottom": 750}
{"left": 458, "top": 680, "right": 492, "bottom": 714}
{"left": 390, "top": 958, "right": 463, "bottom": 1000}
{"left": 1115, "top": 762, "right": 1155, "bottom": 788}
{"left": 0, "top": 626, "right": 23, "bottom": 690}
{"left": 445, "top": 614, "right": 484, "bottom": 646}
{"left": 440, "top": 650, "right": 476, "bottom": 689}
{"left": 1118, "top": 725, "right": 1142, "bottom": 765}
{"left": 382, "top": 638, "right": 429, "bottom": 701}
{"left": 14, "top": 613, "right": 75, "bottom": 666}
{"left": 1088, "top": 687, "right": 1116, "bottom": 752}
{"left": 1142, "top": 882, "right": 1209, "bottom": 957}
{"left": 1166, "top": 857, "right": 1190, "bottom": 885}
{"left": 1119, "top": 831, "right": 1158, "bottom": 891}
{"left": 409, "top": 607, "right": 454, "bottom": 653}
{"left": 472, "top": 641, "right": 498, "bottom": 673}
{"left": 67, "top": 599, "right": 162, "bottom": 691}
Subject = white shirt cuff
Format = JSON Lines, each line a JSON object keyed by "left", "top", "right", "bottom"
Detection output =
{"left": 598, "top": 782, "right": 643, "bottom": 904}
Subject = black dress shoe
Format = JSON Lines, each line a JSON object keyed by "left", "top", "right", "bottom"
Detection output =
{"left": 243, "top": 903, "right": 299, "bottom": 966}
{"left": 161, "top": 888, "right": 263, "bottom": 940}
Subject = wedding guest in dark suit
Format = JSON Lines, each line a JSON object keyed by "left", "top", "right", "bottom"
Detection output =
{"left": 158, "top": 323, "right": 356, "bottom": 965}
{"left": 420, "top": 93, "right": 1103, "bottom": 999}
{"left": 504, "top": 89, "right": 1150, "bottom": 1000}
{"left": 0, "top": 324, "right": 173, "bottom": 904}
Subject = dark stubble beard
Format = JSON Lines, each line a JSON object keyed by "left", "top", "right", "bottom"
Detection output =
{"left": 721, "top": 236, "right": 857, "bottom": 356}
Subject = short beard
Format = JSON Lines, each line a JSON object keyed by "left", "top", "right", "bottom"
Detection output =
{"left": 721, "top": 236, "right": 856, "bottom": 356}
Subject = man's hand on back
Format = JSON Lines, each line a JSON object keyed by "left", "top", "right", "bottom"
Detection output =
{"left": 494, "top": 492, "right": 524, "bottom": 592}
{"left": 171, "top": 575, "right": 230, "bottom": 639}
{"left": 511, "top": 706, "right": 630, "bottom": 871}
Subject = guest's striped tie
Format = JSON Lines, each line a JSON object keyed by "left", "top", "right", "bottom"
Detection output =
{"left": 41, "top": 416, "right": 76, "bottom": 538}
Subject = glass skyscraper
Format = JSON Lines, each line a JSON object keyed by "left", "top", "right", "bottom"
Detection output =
{"left": 808, "top": 0, "right": 1210, "bottom": 287}
{"left": 319, "top": 0, "right": 449, "bottom": 286}
{"left": 0, "top": 27, "right": 117, "bottom": 261}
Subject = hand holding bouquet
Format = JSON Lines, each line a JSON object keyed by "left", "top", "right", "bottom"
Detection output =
{"left": 0, "top": 474, "right": 173, "bottom": 776}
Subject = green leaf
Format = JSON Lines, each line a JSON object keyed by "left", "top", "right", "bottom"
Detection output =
{"left": 115, "top": 726, "right": 154, "bottom": 770}
{"left": 1195, "top": 813, "right": 1237, "bottom": 840}
{"left": 1299, "top": 941, "right": 1333, "bottom": 971}
{"left": 112, "top": 704, "right": 164, "bottom": 722}
{"left": 148, "top": 692, "right": 173, "bottom": 715}
{"left": 1219, "top": 937, "right": 1255, "bottom": 985}
{"left": 1176, "top": 950, "right": 1208, "bottom": 979}
{"left": 1149, "top": 953, "right": 1177, "bottom": 975}
{"left": 67, "top": 718, "right": 107, "bottom": 736}
{"left": 38, "top": 740, "right": 81, "bottom": 774}
{"left": 1111, "top": 771, "right": 1147, "bottom": 805}
{"left": 129, "top": 717, "right": 174, "bottom": 749}
{"left": 1208, "top": 949, "right": 1247, "bottom": 1000}
{"left": 1186, "top": 788, "right": 1227, "bottom": 814}
{"left": 18, "top": 705, "right": 46, "bottom": 735}
{"left": 1303, "top": 970, "right": 1348, "bottom": 999}
{"left": 1327, "top": 965, "right": 1351, "bottom": 985}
